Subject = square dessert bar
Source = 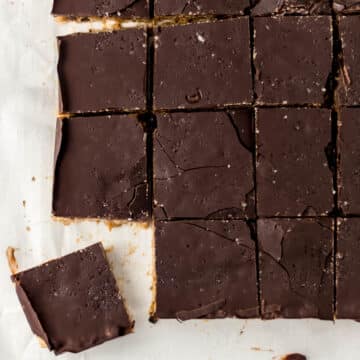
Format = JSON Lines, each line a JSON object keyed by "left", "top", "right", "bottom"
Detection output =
{"left": 154, "top": 0, "right": 250, "bottom": 16}
{"left": 338, "top": 108, "right": 360, "bottom": 215}
{"left": 337, "top": 218, "right": 360, "bottom": 319}
{"left": 258, "top": 218, "right": 334, "bottom": 319}
{"left": 53, "top": 115, "right": 149, "bottom": 220}
{"left": 256, "top": 108, "right": 334, "bottom": 217}
{"left": 153, "top": 18, "right": 252, "bottom": 110}
{"left": 254, "top": 16, "right": 332, "bottom": 105}
{"left": 155, "top": 220, "right": 259, "bottom": 319}
{"left": 58, "top": 29, "right": 147, "bottom": 113}
{"left": 52, "top": 0, "right": 149, "bottom": 18}
{"left": 11, "top": 243, "right": 133, "bottom": 355}
{"left": 154, "top": 110, "right": 255, "bottom": 219}
{"left": 338, "top": 16, "right": 360, "bottom": 105}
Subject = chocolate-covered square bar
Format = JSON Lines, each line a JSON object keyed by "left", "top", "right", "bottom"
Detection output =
{"left": 338, "top": 108, "right": 360, "bottom": 214}
{"left": 11, "top": 243, "right": 133, "bottom": 355}
{"left": 154, "top": 110, "right": 255, "bottom": 219}
{"left": 338, "top": 16, "right": 360, "bottom": 105}
{"left": 153, "top": 18, "right": 252, "bottom": 110}
{"left": 254, "top": 16, "right": 332, "bottom": 105}
{"left": 256, "top": 108, "right": 333, "bottom": 217}
{"left": 53, "top": 115, "right": 149, "bottom": 220}
{"left": 154, "top": 0, "right": 250, "bottom": 16}
{"left": 58, "top": 30, "right": 147, "bottom": 113}
{"left": 258, "top": 218, "right": 334, "bottom": 319}
{"left": 155, "top": 220, "right": 259, "bottom": 319}
{"left": 52, "top": 0, "right": 149, "bottom": 18}
{"left": 337, "top": 218, "right": 360, "bottom": 319}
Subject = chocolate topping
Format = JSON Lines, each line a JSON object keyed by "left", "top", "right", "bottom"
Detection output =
{"left": 53, "top": 115, "right": 149, "bottom": 220}
{"left": 11, "top": 243, "right": 133, "bottom": 354}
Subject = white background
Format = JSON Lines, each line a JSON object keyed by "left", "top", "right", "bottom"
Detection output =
{"left": 0, "top": 1, "right": 359, "bottom": 359}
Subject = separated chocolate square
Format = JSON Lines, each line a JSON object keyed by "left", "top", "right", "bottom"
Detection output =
{"left": 155, "top": 220, "right": 259, "bottom": 319}
{"left": 153, "top": 19, "right": 252, "bottom": 110}
{"left": 256, "top": 108, "right": 333, "bottom": 217}
{"left": 251, "top": 0, "right": 331, "bottom": 15}
{"left": 52, "top": 0, "right": 149, "bottom": 18}
{"left": 154, "top": 0, "right": 250, "bottom": 16}
{"left": 254, "top": 16, "right": 332, "bottom": 105}
{"left": 53, "top": 115, "right": 149, "bottom": 220}
{"left": 338, "top": 108, "right": 360, "bottom": 215}
{"left": 11, "top": 243, "right": 133, "bottom": 355}
{"left": 58, "top": 30, "right": 147, "bottom": 113}
{"left": 337, "top": 218, "right": 360, "bottom": 319}
{"left": 258, "top": 218, "right": 334, "bottom": 319}
{"left": 154, "top": 110, "right": 255, "bottom": 219}
{"left": 338, "top": 16, "right": 360, "bottom": 105}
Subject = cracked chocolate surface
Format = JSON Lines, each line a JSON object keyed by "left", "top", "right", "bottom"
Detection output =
{"left": 154, "top": 0, "right": 250, "bottom": 16}
{"left": 251, "top": 0, "right": 330, "bottom": 15}
{"left": 258, "top": 218, "right": 334, "bottom": 319}
{"left": 58, "top": 30, "right": 147, "bottom": 113}
{"left": 11, "top": 243, "right": 133, "bottom": 355}
{"left": 153, "top": 18, "right": 252, "bottom": 110}
{"left": 337, "top": 218, "right": 360, "bottom": 319}
{"left": 155, "top": 220, "right": 259, "bottom": 319}
{"left": 333, "top": 0, "right": 360, "bottom": 12}
{"left": 256, "top": 108, "right": 333, "bottom": 217}
{"left": 52, "top": 0, "right": 149, "bottom": 17}
{"left": 154, "top": 111, "right": 254, "bottom": 219}
{"left": 338, "top": 16, "right": 360, "bottom": 105}
{"left": 53, "top": 115, "right": 149, "bottom": 220}
{"left": 254, "top": 16, "right": 332, "bottom": 105}
{"left": 338, "top": 108, "right": 360, "bottom": 215}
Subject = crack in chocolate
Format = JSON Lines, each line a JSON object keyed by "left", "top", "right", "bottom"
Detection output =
{"left": 104, "top": 0, "right": 145, "bottom": 16}
{"left": 176, "top": 298, "right": 226, "bottom": 321}
{"left": 226, "top": 111, "right": 253, "bottom": 153}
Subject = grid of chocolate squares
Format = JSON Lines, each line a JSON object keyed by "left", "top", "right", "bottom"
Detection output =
{"left": 10, "top": 0, "right": 360, "bottom": 356}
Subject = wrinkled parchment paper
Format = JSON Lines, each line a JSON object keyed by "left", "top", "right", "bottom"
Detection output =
{"left": 1, "top": 1, "right": 359, "bottom": 359}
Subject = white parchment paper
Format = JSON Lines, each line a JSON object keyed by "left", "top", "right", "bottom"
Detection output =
{"left": 0, "top": 1, "right": 359, "bottom": 359}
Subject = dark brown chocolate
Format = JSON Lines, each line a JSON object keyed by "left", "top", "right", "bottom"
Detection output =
{"left": 338, "top": 108, "right": 360, "bottom": 215}
{"left": 53, "top": 115, "right": 149, "bottom": 220}
{"left": 256, "top": 108, "right": 333, "bottom": 217}
{"left": 337, "top": 218, "right": 360, "bottom": 319}
{"left": 338, "top": 16, "right": 360, "bottom": 105}
{"left": 251, "top": 0, "right": 330, "bottom": 15}
{"left": 11, "top": 243, "right": 133, "bottom": 355}
{"left": 154, "top": 110, "right": 254, "bottom": 219}
{"left": 52, "top": 0, "right": 149, "bottom": 17}
{"left": 282, "top": 354, "right": 307, "bottom": 360}
{"left": 153, "top": 18, "right": 252, "bottom": 110}
{"left": 58, "top": 30, "right": 147, "bottom": 113}
{"left": 333, "top": 0, "right": 360, "bottom": 13}
{"left": 258, "top": 218, "right": 334, "bottom": 320}
{"left": 254, "top": 16, "right": 332, "bottom": 105}
{"left": 154, "top": 0, "right": 250, "bottom": 16}
{"left": 155, "top": 220, "right": 259, "bottom": 319}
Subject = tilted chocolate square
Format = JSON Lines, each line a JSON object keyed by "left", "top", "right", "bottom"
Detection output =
{"left": 52, "top": 0, "right": 149, "bottom": 18}
{"left": 153, "top": 18, "right": 252, "bottom": 110}
{"left": 11, "top": 243, "right": 133, "bottom": 355}
{"left": 154, "top": 110, "right": 255, "bottom": 219}
{"left": 254, "top": 16, "right": 332, "bottom": 105}
{"left": 155, "top": 220, "right": 259, "bottom": 319}
{"left": 58, "top": 30, "right": 147, "bottom": 113}
{"left": 338, "top": 16, "right": 360, "bottom": 105}
{"left": 154, "top": 0, "right": 250, "bottom": 16}
{"left": 256, "top": 108, "right": 334, "bottom": 217}
{"left": 338, "top": 108, "right": 360, "bottom": 215}
{"left": 337, "top": 218, "right": 360, "bottom": 319}
{"left": 53, "top": 115, "right": 149, "bottom": 220}
{"left": 258, "top": 218, "right": 334, "bottom": 320}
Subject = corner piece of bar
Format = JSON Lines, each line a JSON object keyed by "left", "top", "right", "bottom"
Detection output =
{"left": 154, "top": 220, "right": 259, "bottom": 319}
{"left": 52, "top": 0, "right": 149, "bottom": 18}
{"left": 11, "top": 243, "right": 133, "bottom": 355}
{"left": 52, "top": 115, "right": 149, "bottom": 220}
{"left": 258, "top": 218, "right": 334, "bottom": 320}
